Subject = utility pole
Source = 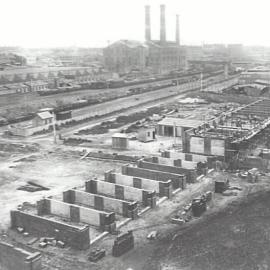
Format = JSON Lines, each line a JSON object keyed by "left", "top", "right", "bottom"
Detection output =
{"left": 173, "top": 122, "right": 177, "bottom": 146}
{"left": 52, "top": 112, "right": 57, "bottom": 144}
{"left": 200, "top": 72, "right": 203, "bottom": 91}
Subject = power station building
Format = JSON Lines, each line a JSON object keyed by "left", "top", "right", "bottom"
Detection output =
{"left": 103, "top": 5, "right": 182, "bottom": 74}
{"left": 145, "top": 5, "right": 181, "bottom": 74}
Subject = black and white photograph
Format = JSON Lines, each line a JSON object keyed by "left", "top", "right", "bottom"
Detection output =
{"left": 1, "top": 0, "right": 270, "bottom": 269}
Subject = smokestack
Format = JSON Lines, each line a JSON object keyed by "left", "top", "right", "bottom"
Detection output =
{"left": 176, "top": 14, "right": 180, "bottom": 45}
{"left": 160, "top": 4, "right": 166, "bottom": 43}
{"left": 145, "top": 5, "right": 151, "bottom": 41}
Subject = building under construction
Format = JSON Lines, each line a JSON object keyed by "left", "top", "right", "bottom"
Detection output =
{"left": 181, "top": 99, "right": 270, "bottom": 168}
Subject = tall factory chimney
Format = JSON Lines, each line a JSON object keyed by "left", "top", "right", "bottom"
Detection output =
{"left": 145, "top": 5, "right": 151, "bottom": 41}
{"left": 176, "top": 14, "right": 180, "bottom": 45}
{"left": 160, "top": 4, "right": 166, "bottom": 43}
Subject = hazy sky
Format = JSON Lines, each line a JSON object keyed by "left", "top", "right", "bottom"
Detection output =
{"left": 1, "top": 0, "right": 270, "bottom": 48}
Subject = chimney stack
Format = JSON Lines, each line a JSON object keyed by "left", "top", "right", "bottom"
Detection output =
{"left": 145, "top": 5, "right": 151, "bottom": 41}
{"left": 176, "top": 14, "right": 180, "bottom": 45}
{"left": 160, "top": 4, "right": 166, "bottom": 43}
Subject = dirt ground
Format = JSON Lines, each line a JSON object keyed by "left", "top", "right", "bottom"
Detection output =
{"left": 0, "top": 141, "right": 123, "bottom": 230}
{"left": 1, "top": 139, "right": 270, "bottom": 270}
{"left": 3, "top": 171, "right": 267, "bottom": 270}
{"left": 1, "top": 83, "right": 269, "bottom": 269}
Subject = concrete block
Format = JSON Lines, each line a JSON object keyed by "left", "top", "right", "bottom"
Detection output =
{"left": 85, "top": 180, "right": 97, "bottom": 194}
{"left": 122, "top": 165, "right": 185, "bottom": 189}
{"left": 85, "top": 180, "right": 155, "bottom": 207}
{"left": 36, "top": 199, "right": 51, "bottom": 216}
{"left": 174, "top": 159, "right": 182, "bottom": 167}
{"left": 70, "top": 189, "right": 137, "bottom": 218}
{"left": 50, "top": 199, "right": 70, "bottom": 219}
{"left": 104, "top": 169, "right": 116, "bottom": 183}
{"left": 94, "top": 195, "right": 104, "bottom": 211}
{"left": 70, "top": 205, "right": 80, "bottom": 222}
{"left": 159, "top": 181, "right": 172, "bottom": 198}
{"left": 63, "top": 190, "right": 76, "bottom": 204}
{"left": 133, "top": 177, "right": 142, "bottom": 189}
{"left": 204, "top": 137, "right": 212, "bottom": 155}
{"left": 115, "top": 185, "right": 125, "bottom": 200}
{"left": 105, "top": 172, "right": 171, "bottom": 198}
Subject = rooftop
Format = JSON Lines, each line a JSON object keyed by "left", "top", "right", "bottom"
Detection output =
{"left": 0, "top": 66, "right": 92, "bottom": 76}
{"left": 108, "top": 40, "right": 148, "bottom": 49}
{"left": 36, "top": 111, "right": 53, "bottom": 120}
{"left": 112, "top": 133, "right": 129, "bottom": 138}
{"left": 158, "top": 117, "right": 203, "bottom": 128}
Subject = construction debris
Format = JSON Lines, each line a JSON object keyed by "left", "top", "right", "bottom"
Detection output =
{"left": 191, "top": 197, "right": 207, "bottom": 217}
{"left": 112, "top": 231, "right": 134, "bottom": 257}
{"left": 38, "top": 242, "right": 47, "bottom": 248}
{"left": 215, "top": 179, "right": 229, "bottom": 193}
{"left": 27, "top": 237, "right": 38, "bottom": 245}
{"left": 88, "top": 249, "right": 106, "bottom": 262}
{"left": 147, "top": 231, "right": 158, "bottom": 240}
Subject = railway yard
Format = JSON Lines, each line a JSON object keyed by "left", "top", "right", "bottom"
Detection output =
{"left": 1, "top": 70, "right": 270, "bottom": 270}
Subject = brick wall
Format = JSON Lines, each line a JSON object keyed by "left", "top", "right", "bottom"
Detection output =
{"left": 10, "top": 210, "right": 90, "bottom": 250}
{"left": 0, "top": 241, "right": 42, "bottom": 270}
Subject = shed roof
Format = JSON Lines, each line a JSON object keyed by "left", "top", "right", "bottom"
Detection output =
{"left": 36, "top": 111, "right": 53, "bottom": 120}
{"left": 158, "top": 117, "right": 203, "bottom": 128}
{"left": 112, "top": 133, "right": 129, "bottom": 138}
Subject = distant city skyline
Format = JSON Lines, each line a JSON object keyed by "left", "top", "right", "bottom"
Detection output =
{"left": 1, "top": 0, "right": 270, "bottom": 48}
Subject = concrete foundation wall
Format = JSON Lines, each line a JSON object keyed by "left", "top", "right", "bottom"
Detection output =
{"left": 154, "top": 156, "right": 198, "bottom": 170}
{"left": 107, "top": 172, "right": 133, "bottom": 186}
{"left": 138, "top": 160, "right": 196, "bottom": 183}
{"left": 98, "top": 180, "right": 115, "bottom": 195}
{"left": 124, "top": 185, "right": 143, "bottom": 201}
{"left": 45, "top": 198, "right": 114, "bottom": 229}
{"left": 190, "top": 137, "right": 204, "bottom": 154}
{"left": 211, "top": 139, "right": 225, "bottom": 156}
{"left": 74, "top": 190, "right": 95, "bottom": 206}
{"left": 85, "top": 179, "right": 156, "bottom": 207}
{"left": 103, "top": 199, "right": 122, "bottom": 214}
{"left": 10, "top": 210, "right": 90, "bottom": 250}
{"left": 50, "top": 199, "right": 70, "bottom": 219}
{"left": 68, "top": 189, "right": 135, "bottom": 217}
{"left": 79, "top": 206, "right": 101, "bottom": 227}
{"left": 122, "top": 165, "right": 186, "bottom": 189}
{"left": 162, "top": 150, "right": 208, "bottom": 163}
{"left": 187, "top": 136, "right": 226, "bottom": 157}
{"left": 105, "top": 172, "right": 172, "bottom": 198}
{"left": 181, "top": 159, "right": 197, "bottom": 169}
{"left": 0, "top": 241, "right": 42, "bottom": 270}
{"left": 152, "top": 155, "right": 198, "bottom": 169}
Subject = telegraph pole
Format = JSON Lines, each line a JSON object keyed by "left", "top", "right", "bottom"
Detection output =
{"left": 52, "top": 112, "right": 57, "bottom": 144}
{"left": 200, "top": 72, "right": 203, "bottom": 91}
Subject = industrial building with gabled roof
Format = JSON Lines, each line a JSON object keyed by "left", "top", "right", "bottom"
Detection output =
{"left": 103, "top": 4, "right": 182, "bottom": 74}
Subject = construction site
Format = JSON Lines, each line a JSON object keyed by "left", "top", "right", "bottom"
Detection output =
{"left": 2, "top": 2, "right": 270, "bottom": 270}
{"left": 2, "top": 74, "right": 270, "bottom": 269}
